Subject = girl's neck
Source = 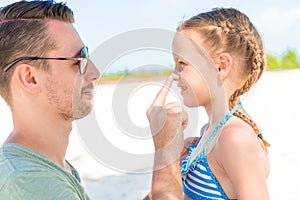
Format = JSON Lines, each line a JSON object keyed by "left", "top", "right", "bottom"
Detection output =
{"left": 205, "top": 98, "right": 229, "bottom": 127}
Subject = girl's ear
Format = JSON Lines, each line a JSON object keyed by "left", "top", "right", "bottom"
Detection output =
{"left": 14, "top": 64, "right": 41, "bottom": 94}
{"left": 217, "top": 52, "right": 233, "bottom": 80}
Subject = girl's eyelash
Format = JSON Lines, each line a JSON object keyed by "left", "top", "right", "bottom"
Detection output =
{"left": 176, "top": 61, "right": 185, "bottom": 72}
{"left": 179, "top": 61, "right": 185, "bottom": 65}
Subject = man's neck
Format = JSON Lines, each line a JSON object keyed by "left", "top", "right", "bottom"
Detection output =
{"left": 6, "top": 110, "right": 72, "bottom": 169}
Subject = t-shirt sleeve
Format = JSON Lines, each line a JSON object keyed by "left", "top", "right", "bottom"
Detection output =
{"left": 0, "top": 171, "right": 87, "bottom": 200}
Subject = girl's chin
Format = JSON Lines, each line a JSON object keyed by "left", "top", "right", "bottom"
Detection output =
{"left": 183, "top": 100, "right": 199, "bottom": 107}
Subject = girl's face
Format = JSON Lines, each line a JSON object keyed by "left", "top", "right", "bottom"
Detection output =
{"left": 173, "top": 54, "right": 210, "bottom": 108}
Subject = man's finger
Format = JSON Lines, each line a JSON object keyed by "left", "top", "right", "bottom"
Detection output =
{"left": 151, "top": 74, "right": 176, "bottom": 107}
{"left": 182, "top": 110, "right": 188, "bottom": 130}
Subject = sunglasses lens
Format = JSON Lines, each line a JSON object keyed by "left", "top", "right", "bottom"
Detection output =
{"left": 80, "top": 58, "right": 88, "bottom": 74}
{"left": 79, "top": 46, "right": 89, "bottom": 74}
{"left": 80, "top": 47, "right": 89, "bottom": 58}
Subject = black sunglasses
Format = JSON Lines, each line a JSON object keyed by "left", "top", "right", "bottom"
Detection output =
{"left": 3, "top": 46, "right": 89, "bottom": 74}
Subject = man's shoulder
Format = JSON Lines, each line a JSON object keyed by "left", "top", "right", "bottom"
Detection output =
{"left": 0, "top": 162, "right": 87, "bottom": 200}
{"left": 0, "top": 144, "right": 55, "bottom": 173}
{"left": 0, "top": 144, "right": 87, "bottom": 200}
{"left": 0, "top": 144, "right": 75, "bottom": 186}
{"left": 0, "top": 144, "right": 61, "bottom": 187}
{"left": 0, "top": 170, "right": 83, "bottom": 200}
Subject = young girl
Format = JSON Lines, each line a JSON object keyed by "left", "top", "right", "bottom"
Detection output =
{"left": 175, "top": 8, "right": 270, "bottom": 199}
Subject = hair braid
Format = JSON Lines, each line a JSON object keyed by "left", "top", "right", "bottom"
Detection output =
{"left": 228, "top": 35, "right": 270, "bottom": 152}
{"left": 214, "top": 12, "right": 271, "bottom": 151}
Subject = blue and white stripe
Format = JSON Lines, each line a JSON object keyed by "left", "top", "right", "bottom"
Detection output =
{"left": 182, "top": 156, "right": 228, "bottom": 199}
{"left": 181, "top": 103, "right": 242, "bottom": 200}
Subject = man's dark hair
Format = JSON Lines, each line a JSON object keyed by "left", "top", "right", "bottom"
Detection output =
{"left": 0, "top": 0, "right": 74, "bottom": 106}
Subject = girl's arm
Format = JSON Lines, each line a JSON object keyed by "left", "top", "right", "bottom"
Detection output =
{"left": 217, "top": 125, "right": 270, "bottom": 200}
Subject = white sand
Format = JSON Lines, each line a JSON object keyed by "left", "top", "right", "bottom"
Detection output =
{"left": 1, "top": 70, "right": 300, "bottom": 199}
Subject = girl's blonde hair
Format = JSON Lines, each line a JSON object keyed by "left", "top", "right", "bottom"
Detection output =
{"left": 178, "top": 8, "right": 270, "bottom": 151}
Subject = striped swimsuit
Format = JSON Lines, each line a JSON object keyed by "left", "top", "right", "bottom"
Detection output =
{"left": 181, "top": 104, "right": 242, "bottom": 200}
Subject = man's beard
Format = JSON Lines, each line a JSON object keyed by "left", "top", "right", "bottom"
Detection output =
{"left": 46, "top": 77, "right": 92, "bottom": 121}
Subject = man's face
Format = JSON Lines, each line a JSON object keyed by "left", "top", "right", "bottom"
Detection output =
{"left": 43, "top": 20, "right": 100, "bottom": 121}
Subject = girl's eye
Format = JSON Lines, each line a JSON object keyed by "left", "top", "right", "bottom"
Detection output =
{"left": 176, "top": 61, "right": 186, "bottom": 72}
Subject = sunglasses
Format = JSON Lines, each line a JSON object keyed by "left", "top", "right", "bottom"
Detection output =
{"left": 3, "top": 46, "right": 89, "bottom": 74}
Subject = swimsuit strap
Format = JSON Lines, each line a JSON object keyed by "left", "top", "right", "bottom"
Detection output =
{"left": 180, "top": 103, "right": 243, "bottom": 174}
{"left": 202, "top": 103, "right": 242, "bottom": 155}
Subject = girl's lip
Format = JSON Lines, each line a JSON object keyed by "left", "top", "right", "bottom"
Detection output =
{"left": 178, "top": 84, "right": 187, "bottom": 94}
{"left": 181, "top": 87, "right": 187, "bottom": 94}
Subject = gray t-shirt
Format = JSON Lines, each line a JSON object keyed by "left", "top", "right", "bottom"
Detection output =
{"left": 0, "top": 143, "right": 89, "bottom": 200}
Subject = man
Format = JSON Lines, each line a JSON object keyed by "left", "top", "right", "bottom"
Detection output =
{"left": 0, "top": 1, "right": 185, "bottom": 199}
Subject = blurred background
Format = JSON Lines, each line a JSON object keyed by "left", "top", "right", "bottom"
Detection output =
{"left": 1, "top": 1, "right": 300, "bottom": 199}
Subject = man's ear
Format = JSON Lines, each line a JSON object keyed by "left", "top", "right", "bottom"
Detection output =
{"left": 217, "top": 52, "right": 233, "bottom": 80}
{"left": 14, "top": 64, "right": 41, "bottom": 94}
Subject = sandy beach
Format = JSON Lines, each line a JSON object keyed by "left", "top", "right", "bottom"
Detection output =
{"left": 1, "top": 69, "right": 300, "bottom": 199}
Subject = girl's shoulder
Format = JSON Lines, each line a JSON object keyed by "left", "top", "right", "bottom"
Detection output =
{"left": 213, "top": 117, "right": 270, "bottom": 188}
{"left": 215, "top": 117, "right": 263, "bottom": 156}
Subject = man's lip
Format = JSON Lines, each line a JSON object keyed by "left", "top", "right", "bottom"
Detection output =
{"left": 82, "top": 90, "right": 94, "bottom": 98}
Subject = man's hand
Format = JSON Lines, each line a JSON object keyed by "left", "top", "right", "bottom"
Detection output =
{"left": 180, "top": 137, "right": 199, "bottom": 164}
{"left": 146, "top": 74, "right": 188, "bottom": 152}
{"left": 146, "top": 74, "right": 187, "bottom": 200}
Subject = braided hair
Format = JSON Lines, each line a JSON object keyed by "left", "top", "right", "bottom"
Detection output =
{"left": 178, "top": 8, "right": 270, "bottom": 151}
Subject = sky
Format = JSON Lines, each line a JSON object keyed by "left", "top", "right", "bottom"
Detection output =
{"left": 1, "top": 0, "right": 300, "bottom": 72}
